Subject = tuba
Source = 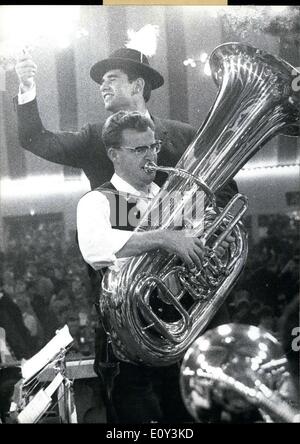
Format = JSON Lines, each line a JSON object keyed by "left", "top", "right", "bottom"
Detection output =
{"left": 99, "top": 43, "right": 300, "bottom": 366}
{"left": 180, "top": 323, "right": 300, "bottom": 423}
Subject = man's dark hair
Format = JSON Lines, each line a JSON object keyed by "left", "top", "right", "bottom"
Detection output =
{"left": 122, "top": 67, "right": 152, "bottom": 103}
{"left": 102, "top": 110, "right": 155, "bottom": 151}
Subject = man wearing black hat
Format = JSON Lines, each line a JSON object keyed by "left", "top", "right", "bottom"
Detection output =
{"left": 15, "top": 48, "right": 198, "bottom": 190}
{"left": 16, "top": 45, "right": 239, "bottom": 219}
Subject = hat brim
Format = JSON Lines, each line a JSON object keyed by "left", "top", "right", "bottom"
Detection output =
{"left": 90, "top": 58, "right": 164, "bottom": 90}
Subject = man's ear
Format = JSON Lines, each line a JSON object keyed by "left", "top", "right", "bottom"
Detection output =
{"left": 107, "top": 147, "right": 119, "bottom": 163}
{"left": 134, "top": 77, "right": 145, "bottom": 95}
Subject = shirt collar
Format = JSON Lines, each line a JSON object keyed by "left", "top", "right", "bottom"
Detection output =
{"left": 144, "top": 109, "right": 152, "bottom": 121}
{"left": 111, "top": 173, "right": 160, "bottom": 199}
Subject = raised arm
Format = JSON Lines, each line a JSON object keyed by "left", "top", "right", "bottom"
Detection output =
{"left": 15, "top": 54, "right": 100, "bottom": 169}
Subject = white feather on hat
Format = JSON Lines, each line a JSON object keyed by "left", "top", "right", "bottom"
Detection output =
{"left": 125, "top": 25, "right": 159, "bottom": 58}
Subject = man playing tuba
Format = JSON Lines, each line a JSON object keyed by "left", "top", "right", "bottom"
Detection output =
{"left": 77, "top": 110, "right": 233, "bottom": 423}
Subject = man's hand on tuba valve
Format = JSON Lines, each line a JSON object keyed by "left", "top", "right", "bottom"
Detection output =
{"left": 215, "top": 233, "right": 235, "bottom": 258}
{"left": 160, "top": 230, "right": 205, "bottom": 271}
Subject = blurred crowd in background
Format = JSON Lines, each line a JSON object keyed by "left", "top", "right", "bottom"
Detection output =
{"left": 0, "top": 220, "right": 97, "bottom": 361}
{"left": 0, "top": 213, "right": 299, "bottom": 362}
{"left": 228, "top": 214, "right": 299, "bottom": 340}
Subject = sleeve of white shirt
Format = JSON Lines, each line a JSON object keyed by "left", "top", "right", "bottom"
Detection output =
{"left": 77, "top": 191, "right": 133, "bottom": 270}
{"left": 18, "top": 83, "right": 37, "bottom": 105}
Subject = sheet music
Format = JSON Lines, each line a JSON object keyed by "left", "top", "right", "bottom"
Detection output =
{"left": 21, "top": 325, "right": 73, "bottom": 382}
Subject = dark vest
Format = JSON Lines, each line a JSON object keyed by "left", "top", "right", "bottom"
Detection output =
{"left": 91, "top": 181, "right": 179, "bottom": 330}
{"left": 95, "top": 181, "right": 141, "bottom": 232}
{"left": 91, "top": 182, "right": 145, "bottom": 371}
{"left": 88, "top": 181, "right": 141, "bottom": 304}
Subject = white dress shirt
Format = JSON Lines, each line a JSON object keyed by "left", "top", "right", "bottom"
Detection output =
{"left": 18, "top": 83, "right": 37, "bottom": 104}
{"left": 77, "top": 173, "right": 160, "bottom": 271}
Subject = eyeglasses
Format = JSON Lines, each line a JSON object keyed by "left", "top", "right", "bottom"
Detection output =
{"left": 118, "top": 140, "right": 162, "bottom": 156}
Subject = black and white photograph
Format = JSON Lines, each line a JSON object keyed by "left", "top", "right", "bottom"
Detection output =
{"left": 0, "top": 5, "right": 299, "bottom": 426}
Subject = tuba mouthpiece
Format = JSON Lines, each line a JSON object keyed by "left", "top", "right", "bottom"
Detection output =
{"left": 143, "top": 161, "right": 157, "bottom": 173}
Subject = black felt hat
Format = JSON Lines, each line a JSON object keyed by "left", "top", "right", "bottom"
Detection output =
{"left": 90, "top": 47, "right": 164, "bottom": 90}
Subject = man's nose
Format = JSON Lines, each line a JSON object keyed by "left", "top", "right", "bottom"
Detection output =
{"left": 100, "top": 81, "right": 109, "bottom": 92}
{"left": 144, "top": 149, "right": 157, "bottom": 161}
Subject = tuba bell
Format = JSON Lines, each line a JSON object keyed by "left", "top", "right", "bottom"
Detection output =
{"left": 180, "top": 323, "right": 300, "bottom": 423}
{"left": 99, "top": 42, "right": 300, "bottom": 366}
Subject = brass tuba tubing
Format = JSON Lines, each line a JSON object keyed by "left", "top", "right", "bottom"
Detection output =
{"left": 180, "top": 324, "right": 300, "bottom": 423}
{"left": 99, "top": 43, "right": 300, "bottom": 366}
{"left": 191, "top": 368, "right": 299, "bottom": 423}
{"left": 144, "top": 161, "right": 218, "bottom": 209}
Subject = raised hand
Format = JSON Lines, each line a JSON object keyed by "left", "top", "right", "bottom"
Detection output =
{"left": 15, "top": 52, "right": 37, "bottom": 93}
